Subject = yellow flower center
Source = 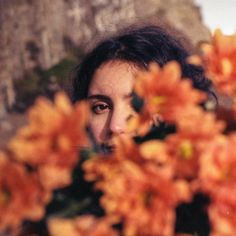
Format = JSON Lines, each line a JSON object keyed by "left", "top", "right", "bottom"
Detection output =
{"left": 151, "top": 96, "right": 166, "bottom": 105}
{"left": 221, "top": 58, "right": 232, "bottom": 76}
{"left": 179, "top": 140, "right": 193, "bottom": 160}
{"left": 0, "top": 189, "right": 10, "bottom": 205}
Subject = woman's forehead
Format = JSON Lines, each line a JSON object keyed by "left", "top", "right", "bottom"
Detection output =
{"left": 96, "top": 60, "right": 139, "bottom": 75}
{"left": 88, "top": 60, "right": 140, "bottom": 97}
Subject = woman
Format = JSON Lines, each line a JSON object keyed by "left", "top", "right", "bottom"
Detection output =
{"left": 71, "top": 25, "right": 211, "bottom": 152}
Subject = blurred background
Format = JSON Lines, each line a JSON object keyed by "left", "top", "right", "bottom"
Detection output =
{"left": 0, "top": 0, "right": 235, "bottom": 147}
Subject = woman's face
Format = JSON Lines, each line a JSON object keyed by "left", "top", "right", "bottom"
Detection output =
{"left": 87, "top": 60, "right": 139, "bottom": 151}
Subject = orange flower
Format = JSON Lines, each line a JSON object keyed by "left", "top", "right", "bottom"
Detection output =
{"left": 199, "top": 134, "right": 236, "bottom": 191}
{"left": 0, "top": 152, "right": 50, "bottom": 232}
{"left": 132, "top": 62, "right": 205, "bottom": 133}
{"left": 90, "top": 136, "right": 170, "bottom": 169}
{"left": 164, "top": 107, "right": 224, "bottom": 179}
{"left": 199, "top": 134, "right": 236, "bottom": 207}
{"left": 8, "top": 92, "right": 89, "bottom": 190}
{"left": 166, "top": 134, "right": 200, "bottom": 179}
{"left": 192, "top": 29, "right": 236, "bottom": 96}
{"left": 196, "top": 134, "right": 236, "bottom": 235}
{"left": 208, "top": 184, "right": 236, "bottom": 236}
{"left": 85, "top": 158, "right": 190, "bottom": 236}
{"left": 176, "top": 107, "right": 225, "bottom": 138}
{"left": 48, "top": 216, "right": 118, "bottom": 236}
{"left": 83, "top": 137, "right": 191, "bottom": 236}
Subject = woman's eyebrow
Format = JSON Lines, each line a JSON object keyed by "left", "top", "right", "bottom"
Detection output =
{"left": 123, "top": 92, "right": 133, "bottom": 99}
{"left": 87, "top": 94, "right": 111, "bottom": 102}
{"left": 87, "top": 93, "right": 132, "bottom": 100}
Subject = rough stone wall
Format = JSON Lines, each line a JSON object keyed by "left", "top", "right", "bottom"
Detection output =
{"left": 0, "top": 0, "right": 210, "bottom": 114}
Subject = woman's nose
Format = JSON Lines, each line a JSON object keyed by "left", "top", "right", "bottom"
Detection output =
{"left": 109, "top": 106, "right": 132, "bottom": 135}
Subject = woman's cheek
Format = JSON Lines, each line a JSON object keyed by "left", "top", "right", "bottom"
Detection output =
{"left": 89, "top": 114, "right": 108, "bottom": 143}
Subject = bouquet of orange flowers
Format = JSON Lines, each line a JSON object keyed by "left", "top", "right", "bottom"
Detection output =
{"left": 1, "top": 29, "right": 236, "bottom": 236}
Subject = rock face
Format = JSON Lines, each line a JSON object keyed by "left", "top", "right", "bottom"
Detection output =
{"left": 0, "top": 0, "right": 210, "bottom": 114}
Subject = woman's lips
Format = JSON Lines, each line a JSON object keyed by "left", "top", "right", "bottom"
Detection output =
{"left": 101, "top": 143, "right": 115, "bottom": 154}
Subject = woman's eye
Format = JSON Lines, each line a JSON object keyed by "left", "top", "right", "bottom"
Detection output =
{"left": 91, "top": 103, "right": 110, "bottom": 114}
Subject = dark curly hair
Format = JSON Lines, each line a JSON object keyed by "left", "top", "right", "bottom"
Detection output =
{"left": 71, "top": 25, "right": 211, "bottom": 102}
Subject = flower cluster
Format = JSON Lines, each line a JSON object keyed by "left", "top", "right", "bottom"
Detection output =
{"left": 1, "top": 30, "right": 236, "bottom": 236}
{"left": 9, "top": 93, "right": 89, "bottom": 190}
{"left": 198, "top": 134, "right": 236, "bottom": 235}
{"left": 0, "top": 93, "right": 89, "bottom": 233}
{"left": 83, "top": 137, "right": 191, "bottom": 236}
{"left": 0, "top": 152, "right": 50, "bottom": 232}
{"left": 129, "top": 62, "right": 206, "bottom": 135}
{"left": 189, "top": 29, "right": 236, "bottom": 97}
